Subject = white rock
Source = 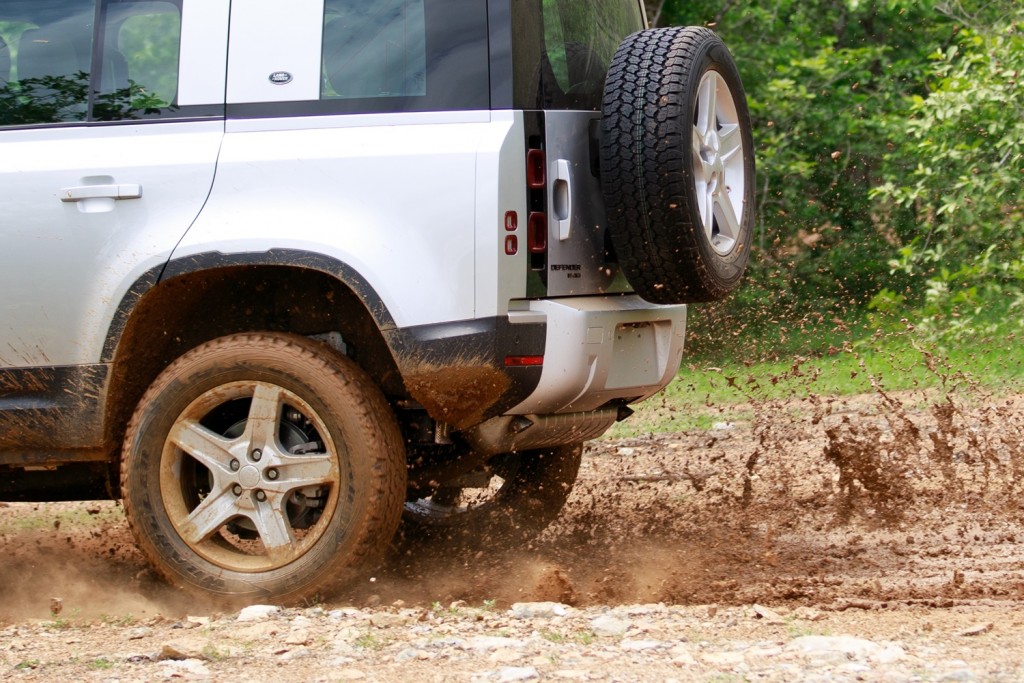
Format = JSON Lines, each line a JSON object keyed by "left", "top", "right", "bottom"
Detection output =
{"left": 620, "top": 639, "right": 664, "bottom": 651}
{"left": 617, "top": 447, "right": 636, "bottom": 456}
{"left": 669, "top": 644, "right": 698, "bottom": 666}
{"left": 490, "top": 647, "right": 525, "bottom": 664}
{"left": 498, "top": 666, "right": 539, "bottom": 682}
{"left": 751, "top": 604, "right": 785, "bottom": 623}
{"left": 465, "top": 635, "right": 528, "bottom": 651}
{"left": 787, "top": 635, "right": 903, "bottom": 663}
{"left": 237, "top": 604, "right": 281, "bottom": 622}
{"left": 510, "top": 602, "right": 569, "bottom": 619}
{"left": 161, "top": 658, "right": 210, "bottom": 677}
{"left": 590, "top": 614, "right": 629, "bottom": 637}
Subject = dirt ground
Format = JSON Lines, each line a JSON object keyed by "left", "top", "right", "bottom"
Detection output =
{"left": 2, "top": 386, "right": 1024, "bottom": 679}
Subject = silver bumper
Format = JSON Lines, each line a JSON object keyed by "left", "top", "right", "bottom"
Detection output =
{"left": 507, "top": 295, "right": 687, "bottom": 415}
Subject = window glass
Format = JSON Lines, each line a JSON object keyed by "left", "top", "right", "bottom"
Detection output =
{"left": 512, "top": 0, "right": 644, "bottom": 111}
{"left": 268, "top": 0, "right": 488, "bottom": 116}
{"left": 0, "top": 0, "right": 182, "bottom": 126}
{"left": 0, "top": 0, "right": 95, "bottom": 125}
{"left": 322, "top": 0, "right": 426, "bottom": 100}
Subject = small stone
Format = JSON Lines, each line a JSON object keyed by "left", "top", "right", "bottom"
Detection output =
{"left": 285, "top": 629, "right": 311, "bottom": 646}
{"left": 237, "top": 604, "right": 281, "bottom": 622}
{"left": 787, "top": 635, "right": 901, "bottom": 663}
{"left": 161, "top": 658, "right": 210, "bottom": 677}
{"left": 465, "top": 635, "right": 527, "bottom": 651}
{"left": 158, "top": 638, "right": 207, "bottom": 661}
{"left": 334, "top": 669, "right": 368, "bottom": 681}
{"left": 701, "top": 651, "right": 746, "bottom": 666}
{"left": 668, "top": 644, "right": 698, "bottom": 666}
{"left": 369, "top": 613, "right": 409, "bottom": 628}
{"left": 957, "top": 622, "right": 993, "bottom": 637}
{"left": 620, "top": 639, "right": 664, "bottom": 651}
{"left": 49, "top": 598, "right": 63, "bottom": 615}
{"left": 127, "top": 626, "right": 154, "bottom": 640}
{"left": 510, "top": 602, "right": 569, "bottom": 619}
{"left": 552, "top": 671, "right": 588, "bottom": 680}
{"left": 617, "top": 447, "right": 636, "bottom": 456}
{"left": 498, "top": 666, "right": 539, "bottom": 682}
{"left": 490, "top": 647, "right": 524, "bottom": 664}
{"left": 707, "top": 605, "right": 718, "bottom": 618}
{"left": 186, "top": 616, "right": 211, "bottom": 627}
{"left": 235, "top": 622, "right": 279, "bottom": 640}
{"left": 752, "top": 604, "right": 785, "bottom": 624}
{"left": 395, "top": 648, "right": 419, "bottom": 663}
{"left": 590, "top": 614, "right": 629, "bottom": 637}
{"left": 939, "top": 670, "right": 977, "bottom": 682}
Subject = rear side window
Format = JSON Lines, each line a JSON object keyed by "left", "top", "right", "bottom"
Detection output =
{"left": 315, "top": 0, "right": 487, "bottom": 114}
{"left": 322, "top": 0, "right": 426, "bottom": 100}
{"left": 512, "top": 0, "right": 644, "bottom": 111}
{"left": 0, "top": 0, "right": 182, "bottom": 126}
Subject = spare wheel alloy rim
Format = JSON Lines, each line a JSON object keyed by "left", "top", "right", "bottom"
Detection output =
{"left": 692, "top": 68, "right": 746, "bottom": 257}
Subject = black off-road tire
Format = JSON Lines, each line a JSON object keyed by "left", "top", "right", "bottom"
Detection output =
{"left": 600, "top": 27, "right": 755, "bottom": 304}
{"left": 399, "top": 444, "right": 583, "bottom": 548}
{"left": 120, "top": 332, "right": 406, "bottom": 604}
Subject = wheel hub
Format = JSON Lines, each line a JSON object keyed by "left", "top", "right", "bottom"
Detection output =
{"left": 238, "top": 465, "right": 261, "bottom": 489}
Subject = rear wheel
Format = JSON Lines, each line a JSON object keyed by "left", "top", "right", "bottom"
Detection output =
{"left": 121, "top": 332, "right": 406, "bottom": 603}
{"left": 400, "top": 444, "right": 582, "bottom": 547}
{"left": 600, "top": 26, "right": 755, "bottom": 304}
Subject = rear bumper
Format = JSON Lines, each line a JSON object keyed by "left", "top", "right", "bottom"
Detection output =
{"left": 507, "top": 295, "right": 687, "bottom": 415}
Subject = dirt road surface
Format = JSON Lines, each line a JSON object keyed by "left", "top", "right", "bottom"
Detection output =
{"left": 2, "top": 388, "right": 1023, "bottom": 681}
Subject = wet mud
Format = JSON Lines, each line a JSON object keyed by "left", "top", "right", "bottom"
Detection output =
{"left": 1, "top": 387, "right": 1022, "bottom": 622}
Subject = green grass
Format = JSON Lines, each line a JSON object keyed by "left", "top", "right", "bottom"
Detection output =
{"left": 609, "top": 312, "right": 1024, "bottom": 437}
{"left": 0, "top": 504, "right": 124, "bottom": 535}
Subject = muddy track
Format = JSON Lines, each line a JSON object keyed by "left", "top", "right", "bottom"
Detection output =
{"left": 2, "top": 389, "right": 1022, "bottom": 621}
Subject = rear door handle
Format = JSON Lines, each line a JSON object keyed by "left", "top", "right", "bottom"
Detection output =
{"left": 552, "top": 159, "right": 572, "bottom": 241}
{"left": 60, "top": 184, "right": 142, "bottom": 202}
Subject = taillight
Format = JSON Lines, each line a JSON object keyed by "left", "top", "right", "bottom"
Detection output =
{"left": 504, "top": 355, "right": 544, "bottom": 367}
{"left": 526, "top": 148, "right": 546, "bottom": 189}
{"left": 527, "top": 212, "right": 547, "bottom": 253}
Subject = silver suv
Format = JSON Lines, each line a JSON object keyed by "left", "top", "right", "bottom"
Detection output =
{"left": 0, "top": 0, "right": 754, "bottom": 602}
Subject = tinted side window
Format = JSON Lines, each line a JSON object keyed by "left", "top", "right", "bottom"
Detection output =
{"left": 95, "top": 0, "right": 181, "bottom": 118}
{"left": 0, "top": 0, "right": 183, "bottom": 126}
{"left": 512, "top": 0, "right": 644, "bottom": 111}
{"left": 322, "top": 0, "right": 426, "bottom": 100}
{"left": 308, "top": 0, "right": 486, "bottom": 115}
{"left": 0, "top": 0, "right": 94, "bottom": 125}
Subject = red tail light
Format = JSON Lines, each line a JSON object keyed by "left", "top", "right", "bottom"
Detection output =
{"left": 527, "top": 212, "right": 547, "bottom": 253}
{"left": 526, "top": 149, "right": 546, "bottom": 189}
{"left": 505, "top": 355, "right": 544, "bottom": 367}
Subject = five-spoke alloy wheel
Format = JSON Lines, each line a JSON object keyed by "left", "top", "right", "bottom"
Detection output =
{"left": 121, "top": 333, "right": 405, "bottom": 603}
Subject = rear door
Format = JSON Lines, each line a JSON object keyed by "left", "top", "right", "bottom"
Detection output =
{"left": 511, "top": 0, "right": 646, "bottom": 297}
{"left": 0, "top": 0, "right": 227, "bottom": 369}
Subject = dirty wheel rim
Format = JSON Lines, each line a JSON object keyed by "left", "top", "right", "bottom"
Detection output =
{"left": 692, "top": 69, "right": 746, "bottom": 257}
{"left": 159, "top": 381, "right": 341, "bottom": 572}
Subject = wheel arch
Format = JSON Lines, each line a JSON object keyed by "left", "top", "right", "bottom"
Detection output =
{"left": 102, "top": 250, "right": 405, "bottom": 489}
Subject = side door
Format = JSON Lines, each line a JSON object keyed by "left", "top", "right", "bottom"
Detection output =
{"left": 0, "top": 0, "right": 227, "bottom": 454}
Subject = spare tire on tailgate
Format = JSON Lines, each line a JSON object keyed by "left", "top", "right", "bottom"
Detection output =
{"left": 600, "top": 27, "right": 755, "bottom": 304}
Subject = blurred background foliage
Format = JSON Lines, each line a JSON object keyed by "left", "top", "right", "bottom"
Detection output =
{"left": 645, "top": 0, "right": 1023, "bottom": 356}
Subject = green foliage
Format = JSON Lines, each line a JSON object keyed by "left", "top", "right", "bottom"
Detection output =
{"left": 658, "top": 0, "right": 1024, "bottom": 341}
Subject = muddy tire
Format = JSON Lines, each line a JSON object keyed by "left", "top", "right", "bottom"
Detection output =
{"left": 400, "top": 444, "right": 582, "bottom": 548}
{"left": 600, "top": 27, "right": 755, "bottom": 304}
{"left": 120, "top": 332, "right": 406, "bottom": 604}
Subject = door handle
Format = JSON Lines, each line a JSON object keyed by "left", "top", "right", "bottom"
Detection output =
{"left": 60, "top": 184, "right": 142, "bottom": 202}
{"left": 552, "top": 159, "right": 572, "bottom": 241}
